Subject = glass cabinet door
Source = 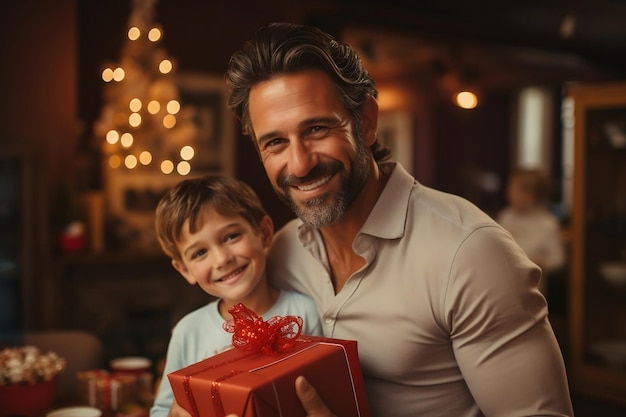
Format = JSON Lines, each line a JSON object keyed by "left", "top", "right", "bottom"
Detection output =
{"left": 568, "top": 83, "right": 626, "bottom": 403}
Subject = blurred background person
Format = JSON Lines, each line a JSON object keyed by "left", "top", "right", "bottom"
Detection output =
{"left": 497, "top": 168, "right": 566, "bottom": 296}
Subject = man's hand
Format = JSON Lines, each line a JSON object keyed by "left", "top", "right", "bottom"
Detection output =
{"left": 295, "top": 376, "right": 337, "bottom": 417}
{"left": 169, "top": 398, "right": 193, "bottom": 417}
{"left": 225, "top": 376, "right": 336, "bottom": 417}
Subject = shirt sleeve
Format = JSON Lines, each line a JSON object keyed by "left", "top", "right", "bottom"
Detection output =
{"left": 149, "top": 326, "right": 184, "bottom": 417}
{"left": 445, "top": 226, "right": 573, "bottom": 416}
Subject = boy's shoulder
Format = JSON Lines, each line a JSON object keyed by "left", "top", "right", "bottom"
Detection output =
{"left": 173, "top": 299, "right": 220, "bottom": 333}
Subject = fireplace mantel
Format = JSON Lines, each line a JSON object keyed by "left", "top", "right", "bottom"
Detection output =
{"left": 59, "top": 251, "right": 211, "bottom": 364}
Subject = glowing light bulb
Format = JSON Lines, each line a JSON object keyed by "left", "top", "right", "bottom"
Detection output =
{"left": 147, "top": 100, "right": 161, "bottom": 114}
{"left": 139, "top": 151, "right": 152, "bottom": 165}
{"left": 180, "top": 146, "right": 194, "bottom": 160}
{"left": 128, "top": 27, "right": 140, "bottom": 40}
{"left": 106, "top": 130, "right": 119, "bottom": 144}
{"left": 163, "top": 114, "right": 176, "bottom": 129}
{"left": 129, "top": 98, "right": 142, "bottom": 112}
{"left": 125, "top": 155, "right": 138, "bottom": 169}
{"left": 102, "top": 68, "right": 114, "bottom": 82}
{"left": 129, "top": 113, "right": 142, "bottom": 127}
{"left": 113, "top": 67, "right": 125, "bottom": 82}
{"left": 120, "top": 133, "right": 134, "bottom": 148}
{"left": 159, "top": 59, "right": 173, "bottom": 74}
{"left": 160, "top": 160, "right": 174, "bottom": 174}
{"left": 108, "top": 155, "right": 122, "bottom": 169}
{"left": 166, "top": 100, "right": 180, "bottom": 114}
{"left": 177, "top": 161, "right": 191, "bottom": 175}
{"left": 148, "top": 27, "right": 161, "bottom": 42}
{"left": 454, "top": 91, "right": 478, "bottom": 109}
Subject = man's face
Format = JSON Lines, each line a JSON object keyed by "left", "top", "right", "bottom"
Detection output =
{"left": 248, "top": 70, "right": 370, "bottom": 228}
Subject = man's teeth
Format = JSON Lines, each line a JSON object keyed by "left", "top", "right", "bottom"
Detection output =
{"left": 297, "top": 175, "right": 332, "bottom": 191}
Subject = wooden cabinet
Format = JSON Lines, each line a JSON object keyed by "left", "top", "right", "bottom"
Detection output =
{"left": 567, "top": 83, "right": 626, "bottom": 404}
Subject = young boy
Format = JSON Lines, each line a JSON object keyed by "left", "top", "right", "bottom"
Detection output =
{"left": 149, "top": 175, "right": 322, "bottom": 417}
{"left": 497, "top": 168, "right": 566, "bottom": 295}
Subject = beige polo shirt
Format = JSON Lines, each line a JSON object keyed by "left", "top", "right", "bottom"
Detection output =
{"left": 268, "top": 163, "right": 573, "bottom": 417}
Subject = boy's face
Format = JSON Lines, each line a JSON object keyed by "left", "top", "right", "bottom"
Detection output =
{"left": 507, "top": 177, "right": 536, "bottom": 210}
{"left": 171, "top": 207, "right": 273, "bottom": 306}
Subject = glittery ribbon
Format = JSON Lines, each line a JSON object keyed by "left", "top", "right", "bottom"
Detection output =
{"left": 223, "top": 303, "right": 303, "bottom": 355}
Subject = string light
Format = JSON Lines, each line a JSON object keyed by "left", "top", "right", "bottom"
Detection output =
{"left": 96, "top": 0, "right": 197, "bottom": 176}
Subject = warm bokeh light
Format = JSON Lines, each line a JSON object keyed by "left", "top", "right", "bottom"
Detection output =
{"left": 177, "top": 161, "right": 191, "bottom": 175}
{"left": 139, "top": 151, "right": 152, "bottom": 165}
{"left": 166, "top": 100, "right": 180, "bottom": 114}
{"left": 147, "top": 100, "right": 160, "bottom": 114}
{"left": 160, "top": 160, "right": 174, "bottom": 174}
{"left": 180, "top": 145, "right": 194, "bottom": 160}
{"left": 120, "top": 133, "right": 134, "bottom": 148}
{"left": 162, "top": 114, "right": 176, "bottom": 128}
{"left": 125, "top": 154, "right": 138, "bottom": 169}
{"left": 148, "top": 27, "right": 161, "bottom": 42}
{"left": 129, "top": 113, "right": 142, "bottom": 127}
{"left": 106, "top": 130, "right": 120, "bottom": 144}
{"left": 159, "top": 59, "right": 172, "bottom": 74}
{"left": 102, "top": 68, "right": 114, "bottom": 82}
{"left": 128, "top": 26, "right": 140, "bottom": 41}
{"left": 129, "top": 98, "right": 142, "bottom": 112}
{"left": 108, "top": 154, "right": 122, "bottom": 169}
{"left": 113, "top": 67, "right": 125, "bottom": 82}
{"left": 454, "top": 91, "right": 478, "bottom": 109}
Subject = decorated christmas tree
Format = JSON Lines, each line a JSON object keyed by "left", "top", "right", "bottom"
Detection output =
{"left": 93, "top": 0, "right": 201, "bottom": 250}
{"left": 94, "top": 0, "right": 198, "bottom": 177}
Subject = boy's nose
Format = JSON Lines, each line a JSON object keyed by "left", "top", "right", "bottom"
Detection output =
{"left": 213, "top": 247, "right": 234, "bottom": 267}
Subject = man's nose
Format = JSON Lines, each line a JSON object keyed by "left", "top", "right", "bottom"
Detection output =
{"left": 288, "top": 139, "right": 317, "bottom": 178}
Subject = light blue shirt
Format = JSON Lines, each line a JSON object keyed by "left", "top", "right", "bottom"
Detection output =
{"left": 150, "top": 290, "right": 322, "bottom": 417}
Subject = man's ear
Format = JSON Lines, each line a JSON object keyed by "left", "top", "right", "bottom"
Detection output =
{"left": 361, "top": 95, "right": 379, "bottom": 147}
{"left": 259, "top": 215, "right": 274, "bottom": 248}
{"left": 172, "top": 259, "right": 197, "bottom": 285}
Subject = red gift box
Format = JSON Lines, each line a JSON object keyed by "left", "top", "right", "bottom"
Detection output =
{"left": 167, "top": 335, "right": 371, "bottom": 417}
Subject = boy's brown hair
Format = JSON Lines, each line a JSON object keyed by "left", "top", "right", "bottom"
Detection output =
{"left": 155, "top": 175, "right": 269, "bottom": 262}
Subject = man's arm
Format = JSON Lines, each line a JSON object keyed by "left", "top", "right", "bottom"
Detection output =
{"left": 449, "top": 227, "right": 573, "bottom": 416}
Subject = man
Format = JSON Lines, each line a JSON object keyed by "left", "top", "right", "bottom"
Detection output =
{"left": 173, "top": 22, "right": 574, "bottom": 417}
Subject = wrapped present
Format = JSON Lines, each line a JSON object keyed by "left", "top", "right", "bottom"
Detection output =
{"left": 168, "top": 304, "right": 370, "bottom": 417}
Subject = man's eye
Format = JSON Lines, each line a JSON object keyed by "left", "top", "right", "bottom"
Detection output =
{"left": 308, "top": 126, "right": 330, "bottom": 136}
{"left": 266, "top": 138, "right": 285, "bottom": 148}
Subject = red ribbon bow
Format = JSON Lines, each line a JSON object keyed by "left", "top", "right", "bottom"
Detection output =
{"left": 223, "top": 303, "right": 303, "bottom": 355}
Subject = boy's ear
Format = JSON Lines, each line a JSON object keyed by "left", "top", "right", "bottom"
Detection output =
{"left": 172, "top": 259, "right": 197, "bottom": 285}
{"left": 259, "top": 215, "right": 274, "bottom": 248}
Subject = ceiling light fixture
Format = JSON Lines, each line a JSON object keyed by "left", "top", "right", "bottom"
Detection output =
{"left": 454, "top": 90, "right": 478, "bottom": 109}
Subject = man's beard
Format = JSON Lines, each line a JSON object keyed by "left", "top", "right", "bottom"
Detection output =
{"left": 274, "top": 141, "right": 371, "bottom": 228}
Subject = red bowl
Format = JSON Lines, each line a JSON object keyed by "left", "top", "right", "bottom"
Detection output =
{"left": 0, "top": 378, "right": 58, "bottom": 417}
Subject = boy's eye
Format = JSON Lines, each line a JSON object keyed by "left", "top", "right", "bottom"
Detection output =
{"left": 191, "top": 248, "right": 207, "bottom": 260}
{"left": 224, "top": 232, "right": 242, "bottom": 242}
